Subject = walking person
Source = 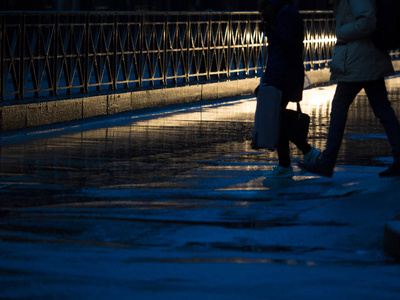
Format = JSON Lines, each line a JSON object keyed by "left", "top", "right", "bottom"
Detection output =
{"left": 258, "top": 0, "right": 320, "bottom": 178}
{"left": 299, "top": 0, "right": 400, "bottom": 178}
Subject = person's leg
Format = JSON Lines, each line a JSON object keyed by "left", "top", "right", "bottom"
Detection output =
{"left": 365, "top": 79, "right": 400, "bottom": 157}
{"left": 265, "top": 99, "right": 294, "bottom": 178}
{"left": 289, "top": 124, "right": 312, "bottom": 155}
{"left": 364, "top": 79, "right": 400, "bottom": 177}
{"left": 277, "top": 113, "right": 291, "bottom": 168}
{"left": 292, "top": 135, "right": 320, "bottom": 174}
{"left": 319, "top": 81, "right": 363, "bottom": 166}
{"left": 285, "top": 109, "right": 320, "bottom": 174}
{"left": 298, "top": 82, "right": 362, "bottom": 177}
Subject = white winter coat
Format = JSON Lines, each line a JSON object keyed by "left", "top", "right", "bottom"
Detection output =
{"left": 330, "top": 0, "right": 394, "bottom": 82}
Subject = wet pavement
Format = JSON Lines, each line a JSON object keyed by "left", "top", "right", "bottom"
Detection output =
{"left": 1, "top": 77, "right": 400, "bottom": 299}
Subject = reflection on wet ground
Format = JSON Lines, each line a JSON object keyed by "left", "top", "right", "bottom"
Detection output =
{"left": 1, "top": 77, "right": 400, "bottom": 198}
{"left": 1, "top": 77, "right": 400, "bottom": 298}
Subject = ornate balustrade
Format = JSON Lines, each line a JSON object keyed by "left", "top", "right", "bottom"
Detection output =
{"left": 1, "top": 11, "right": 398, "bottom": 103}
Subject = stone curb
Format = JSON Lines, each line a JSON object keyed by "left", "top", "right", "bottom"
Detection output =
{"left": 384, "top": 215, "right": 400, "bottom": 263}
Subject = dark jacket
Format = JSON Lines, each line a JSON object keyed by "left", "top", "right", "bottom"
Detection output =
{"left": 261, "top": 0, "right": 304, "bottom": 102}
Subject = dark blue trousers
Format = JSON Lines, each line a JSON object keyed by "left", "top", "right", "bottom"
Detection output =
{"left": 320, "top": 78, "right": 400, "bottom": 166}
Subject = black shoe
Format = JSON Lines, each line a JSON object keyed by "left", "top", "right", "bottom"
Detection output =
{"left": 298, "top": 160, "right": 334, "bottom": 178}
{"left": 379, "top": 163, "right": 400, "bottom": 178}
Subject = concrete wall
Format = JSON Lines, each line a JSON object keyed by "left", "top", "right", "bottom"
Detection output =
{"left": 0, "top": 64, "right": 396, "bottom": 133}
{"left": 0, "top": 77, "right": 260, "bottom": 132}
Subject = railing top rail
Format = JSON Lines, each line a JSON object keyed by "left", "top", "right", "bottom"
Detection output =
{"left": 0, "top": 10, "right": 333, "bottom": 15}
{"left": 300, "top": 10, "right": 334, "bottom": 13}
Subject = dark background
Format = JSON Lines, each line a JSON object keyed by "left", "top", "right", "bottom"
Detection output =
{"left": 1, "top": 0, "right": 331, "bottom": 11}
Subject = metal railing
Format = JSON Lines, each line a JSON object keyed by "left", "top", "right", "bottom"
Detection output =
{"left": 302, "top": 11, "right": 336, "bottom": 71}
{"left": 1, "top": 11, "right": 398, "bottom": 103}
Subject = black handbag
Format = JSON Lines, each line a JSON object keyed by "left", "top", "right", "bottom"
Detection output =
{"left": 282, "top": 102, "right": 310, "bottom": 141}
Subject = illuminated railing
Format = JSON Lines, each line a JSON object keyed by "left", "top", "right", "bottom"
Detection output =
{"left": 0, "top": 11, "right": 259, "bottom": 101}
{"left": 1, "top": 11, "right": 397, "bottom": 103}
{"left": 302, "top": 11, "right": 336, "bottom": 71}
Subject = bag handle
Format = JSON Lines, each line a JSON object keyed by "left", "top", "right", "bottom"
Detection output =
{"left": 297, "top": 102, "right": 302, "bottom": 114}
{"left": 260, "top": 35, "right": 267, "bottom": 85}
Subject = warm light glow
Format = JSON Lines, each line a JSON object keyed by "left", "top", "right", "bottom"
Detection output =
{"left": 304, "top": 35, "right": 337, "bottom": 44}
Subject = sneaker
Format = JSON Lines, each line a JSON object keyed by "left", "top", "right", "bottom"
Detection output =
{"left": 379, "top": 162, "right": 400, "bottom": 178}
{"left": 300, "top": 147, "right": 321, "bottom": 175}
{"left": 298, "top": 160, "right": 334, "bottom": 178}
{"left": 264, "top": 166, "right": 294, "bottom": 178}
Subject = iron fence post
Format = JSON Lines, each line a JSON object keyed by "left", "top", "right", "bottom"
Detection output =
{"left": 207, "top": 13, "right": 210, "bottom": 81}
{"left": 139, "top": 14, "right": 143, "bottom": 88}
{"left": 186, "top": 14, "right": 190, "bottom": 83}
{"left": 113, "top": 13, "right": 117, "bottom": 91}
{"left": 163, "top": 13, "right": 167, "bottom": 86}
{"left": 1, "top": 14, "right": 4, "bottom": 102}
{"left": 84, "top": 13, "right": 89, "bottom": 94}
{"left": 227, "top": 13, "right": 231, "bottom": 79}
{"left": 52, "top": 13, "right": 59, "bottom": 97}
{"left": 18, "top": 13, "right": 25, "bottom": 100}
{"left": 246, "top": 14, "right": 250, "bottom": 76}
